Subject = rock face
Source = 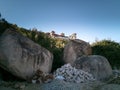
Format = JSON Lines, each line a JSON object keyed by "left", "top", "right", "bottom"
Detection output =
{"left": 0, "top": 29, "right": 53, "bottom": 80}
{"left": 54, "top": 64, "right": 95, "bottom": 83}
{"left": 72, "top": 55, "right": 112, "bottom": 80}
{"left": 63, "top": 39, "right": 92, "bottom": 64}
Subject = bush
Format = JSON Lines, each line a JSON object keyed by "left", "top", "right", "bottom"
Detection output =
{"left": 91, "top": 39, "right": 120, "bottom": 68}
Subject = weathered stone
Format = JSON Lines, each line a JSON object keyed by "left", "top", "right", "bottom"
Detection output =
{"left": 0, "top": 29, "right": 53, "bottom": 80}
{"left": 63, "top": 39, "right": 92, "bottom": 64}
{"left": 40, "top": 79, "right": 102, "bottom": 90}
{"left": 72, "top": 55, "right": 112, "bottom": 80}
{"left": 99, "top": 84, "right": 120, "bottom": 90}
{"left": 54, "top": 64, "right": 95, "bottom": 83}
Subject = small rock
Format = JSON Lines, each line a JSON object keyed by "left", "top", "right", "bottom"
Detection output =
{"left": 55, "top": 76, "right": 65, "bottom": 80}
{"left": 32, "top": 80, "right": 37, "bottom": 84}
{"left": 14, "top": 83, "right": 20, "bottom": 89}
{"left": 19, "top": 84, "right": 25, "bottom": 89}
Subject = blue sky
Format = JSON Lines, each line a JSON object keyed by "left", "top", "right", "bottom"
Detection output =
{"left": 0, "top": 0, "right": 120, "bottom": 43}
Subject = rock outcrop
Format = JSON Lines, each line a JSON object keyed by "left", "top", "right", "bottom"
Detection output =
{"left": 72, "top": 55, "right": 112, "bottom": 80}
{"left": 63, "top": 39, "right": 92, "bottom": 64}
{"left": 0, "top": 29, "right": 53, "bottom": 80}
{"left": 54, "top": 64, "right": 95, "bottom": 83}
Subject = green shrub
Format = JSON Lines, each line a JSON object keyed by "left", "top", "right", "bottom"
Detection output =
{"left": 91, "top": 39, "right": 120, "bottom": 68}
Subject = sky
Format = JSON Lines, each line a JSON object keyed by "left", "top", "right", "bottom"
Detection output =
{"left": 0, "top": 0, "right": 120, "bottom": 43}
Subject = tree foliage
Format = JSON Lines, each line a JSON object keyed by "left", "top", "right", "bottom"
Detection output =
{"left": 0, "top": 16, "right": 10, "bottom": 35}
{"left": 91, "top": 39, "right": 120, "bottom": 68}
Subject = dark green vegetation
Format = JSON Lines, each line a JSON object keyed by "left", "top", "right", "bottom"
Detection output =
{"left": 0, "top": 16, "right": 13, "bottom": 35}
{"left": 0, "top": 15, "right": 68, "bottom": 72}
{"left": 92, "top": 40, "right": 120, "bottom": 69}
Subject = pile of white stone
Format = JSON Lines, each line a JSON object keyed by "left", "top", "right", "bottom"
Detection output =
{"left": 54, "top": 64, "right": 95, "bottom": 83}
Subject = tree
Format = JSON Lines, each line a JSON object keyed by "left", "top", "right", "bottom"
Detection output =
{"left": 51, "top": 30, "right": 55, "bottom": 34}
{"left": 0, "top": 13, "right": 1, "bottom": 19}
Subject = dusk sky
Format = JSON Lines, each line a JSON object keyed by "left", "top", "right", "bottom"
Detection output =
{"left": 0, "top": 0, "right": 120, "bottom": 43}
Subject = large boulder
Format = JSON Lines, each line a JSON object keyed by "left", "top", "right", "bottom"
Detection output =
{"left": 72, "top": 55, "right": 112, "bottom": 80}
{"left": 63, "top": 39, "right": 92, "bottom": 64}
{"left": 0, "top": 29, "right": 53, "bottom": 80}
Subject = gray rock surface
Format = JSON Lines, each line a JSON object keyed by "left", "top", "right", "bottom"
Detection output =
{"left": 40, "top": 79, "right": 93, "bottom": 90}
{"left": 1, "top": 80, "right": 120, "bottom": 90}
{"left": 72, "top": 55, "right": 112, "bottom": 80}
{"left": 0, "top": 29, "right": 53, "bottom": 80}
{"left": 99, "top": 84, "right": 120, "bottom": 90}
{"left": 63, "top": 39, "right": 92, "bottom": 64}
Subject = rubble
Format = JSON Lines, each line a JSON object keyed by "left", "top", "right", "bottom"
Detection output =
{"left": 54, "top": 64, "right": 95, "bottom": 83}
{"left": 31, "top": 69, "right": 54, "bottom": 84}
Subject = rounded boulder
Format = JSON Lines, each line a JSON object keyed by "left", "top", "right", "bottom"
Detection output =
{"left": 72, "top": 55, "right": 112, "bottom": 80}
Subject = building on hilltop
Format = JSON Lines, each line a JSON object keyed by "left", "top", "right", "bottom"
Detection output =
{"left": 47, "top": 31, "right": 77, "bottom": 40}
{"left": 69, "top": 33, "right": 77, "bottom": 40}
